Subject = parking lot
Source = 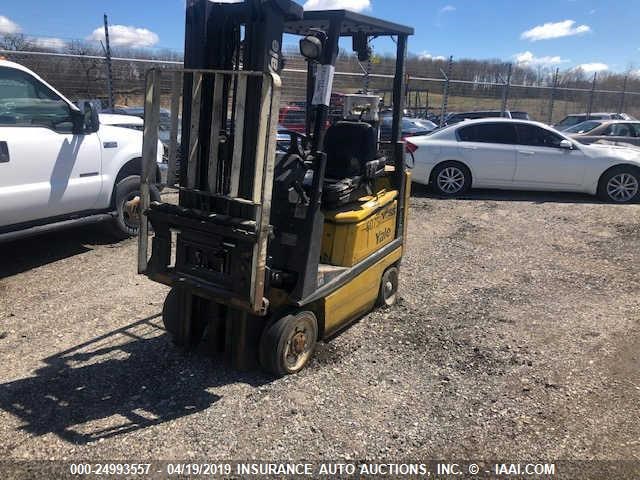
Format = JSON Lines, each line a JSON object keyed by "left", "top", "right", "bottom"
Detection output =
{"left": 0, "top": 188, "right": 638, "bottom": 461}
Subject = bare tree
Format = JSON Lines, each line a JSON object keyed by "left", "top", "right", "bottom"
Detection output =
{"left": 0, "top": 34, "right": 33, "bottom": 51}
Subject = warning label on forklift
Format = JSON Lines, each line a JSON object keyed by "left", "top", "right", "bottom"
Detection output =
{"left": 312, "top": 64, "right": 335, "bottom": 106}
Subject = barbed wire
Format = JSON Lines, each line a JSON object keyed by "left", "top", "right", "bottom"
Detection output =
{"left": 2, "top": 48, "right": 639, "bottom": 123}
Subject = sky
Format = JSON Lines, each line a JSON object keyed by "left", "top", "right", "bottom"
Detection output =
{"left": 0, "top": 0, "right": 638, "bottom": 73}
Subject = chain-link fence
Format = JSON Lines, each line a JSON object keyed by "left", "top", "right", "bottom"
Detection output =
{"left": 3, "top": 48, "right": 640, "bottom": 126}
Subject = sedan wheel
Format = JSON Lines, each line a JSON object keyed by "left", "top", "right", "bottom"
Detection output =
{"left": 606, "top": 173, "right": 639, "bottom": 203}
{"left": 432, "top": 162, "right": 470, "bottom": 196}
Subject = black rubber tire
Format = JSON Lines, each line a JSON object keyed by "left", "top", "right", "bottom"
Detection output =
{"left": 431, "top": 161, "right": 471, "bottom": 197}
{"left": 162, "top": 288, "right": 181, "bottom": 343}
{"left": 597, "top": 166, "right": 640, "bottom": 203}
{"left": 111, "top": 175, "right": 160, "bottom": 238}
{"left": 259, "top": 311, "right": 318, "bottom": 376}
{"left": 377, "top": 266, "right": 399, "bottom": 307}
{"left": 162, "top": 288, "right": 207, "bottom": 347}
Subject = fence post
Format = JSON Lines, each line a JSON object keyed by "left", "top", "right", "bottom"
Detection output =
{"left": 618, "top": 74, "right": 628, "bottom": 114}
{"left": 405, "top": 73, "right": 411, "bottom": 109}
{"left": 547, "top": 68, "right": 559, "bottom": 124}
{"left": 500, "top": 63, "right": 512, "bottom": 116}
{"left": 586, "top": 72, "right": 597, "bottom": 120}
{"left": 364, "top": 56, "right": 371, "bottom": 93}
{"left": 439, "top": 55, "right": 453, "bottom": 127}
{"left": 103, "top": 14, "right": 115, "bottom": 110}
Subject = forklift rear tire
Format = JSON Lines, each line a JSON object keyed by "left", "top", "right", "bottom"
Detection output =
{"left": 259, "top": 311, "right": 318, "bottom": 376}
{"left": 377, "top": 266, "right": 399, "bottom": 307}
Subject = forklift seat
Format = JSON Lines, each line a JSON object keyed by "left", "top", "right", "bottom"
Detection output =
{"left": 325, "top": 121, "right": 377, "bottom": 178}
{"left": 323, "top": 121, "right": 386, "bottom": 208}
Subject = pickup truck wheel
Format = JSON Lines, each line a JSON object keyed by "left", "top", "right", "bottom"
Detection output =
{"left": 111, "top": 175, "right": 160, "bottom": 238}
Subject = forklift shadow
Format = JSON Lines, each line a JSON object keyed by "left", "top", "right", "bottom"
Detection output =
{"left": 0, "top": 314, "right": 271, "bottom": 445}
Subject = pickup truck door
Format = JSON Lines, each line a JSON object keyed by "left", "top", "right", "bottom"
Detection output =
{"left": 0, "top": 66, "right": 102, "bottom": 229}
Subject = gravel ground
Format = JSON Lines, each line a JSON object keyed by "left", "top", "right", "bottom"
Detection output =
{"left": 0, "top": 187, "right": 638, "bottom": 464}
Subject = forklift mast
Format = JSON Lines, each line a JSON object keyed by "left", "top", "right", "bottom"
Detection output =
{"left": 181, "top": 0, "right": 303, "bottom": 198}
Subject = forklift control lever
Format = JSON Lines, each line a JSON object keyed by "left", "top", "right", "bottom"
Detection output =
{"left": 292, "top": 181, "right": 310, "bottom": 206}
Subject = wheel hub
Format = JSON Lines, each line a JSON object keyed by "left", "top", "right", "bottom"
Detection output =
{"left": 607, "top": 173, "right": 638, "bottom": 202}
{"left": 384, "top": 280, "right": 394, "bottom": 296}
{"left": 290, "top": 331, "right": 308, "bottom": 356}
{"left": 124, "top": 195, "right": 141, "bottom": 225}
{"left": 437, "top": 167, "right": 464, "bottom": 193}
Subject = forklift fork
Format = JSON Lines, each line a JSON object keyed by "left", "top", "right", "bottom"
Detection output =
{"left": 138, "top": 68, "right": 281, "bottom": 316}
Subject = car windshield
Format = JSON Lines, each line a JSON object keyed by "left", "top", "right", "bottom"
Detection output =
{"left": 412, "top": 119, "right": 437, "bottom": 130}
{"left": 556, "top": 116, "right": 585, "bottom": 129}
{"left": 564, "top": 120, "right": 602, "bottom": 134}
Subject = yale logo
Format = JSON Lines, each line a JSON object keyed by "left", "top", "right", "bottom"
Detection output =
{"left": 375, "top": 227, "right": 392, "bottom": 245}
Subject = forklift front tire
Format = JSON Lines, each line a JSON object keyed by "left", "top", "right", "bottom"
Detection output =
{"left": 162, "top": 288, "right": 182, "bottom": 344}
{"left": 377, "top": 266, "right": 399, "bottom": 307}
{"left": 259, "top": 311, "right": 318, "bottom": 376}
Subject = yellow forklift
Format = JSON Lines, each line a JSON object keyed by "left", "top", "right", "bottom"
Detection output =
{"left": 137, "top": 0, "right": 414, "bottom": 375}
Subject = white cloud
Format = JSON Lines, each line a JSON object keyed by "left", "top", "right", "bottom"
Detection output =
{"left": 521, "top": 20, "right": 591, "bottom": 41}
{"left": 88, "top": 24, "right": 159, "bottom": 48}
{"left": 0, "top": 15, "right": 21, "bottom": 35}
{"left": 303, "top": 0, "right": 371, "bottom": 12}
{"left": 514, "top": 51, "right": 567, "bottom": 67}
{"left": 32, "top": 37, "right": 67, "bottom": 51}
{"left": 418, "top": 51, "right": 446, "bottom": 61}
{"left": 575, "top": 62, "right": 609, "bottom": 73}
{"left": 440, "top": 5, "right": 456, "bottom": 13}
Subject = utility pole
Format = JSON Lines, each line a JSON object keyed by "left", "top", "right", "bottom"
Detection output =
{"left": 586, "top": 72, "right": 597, "bottom": 120}
{"left": 547, "top": 67, "right": 559, "bottom": 124}
{"left": 500, "top": 63, "right": 512, "bottom": 116}
{"left": 103, "top": 14, "right": 115, "bottom": 110}
{"left": 439, "top": 55, "right": 453, "bottom": 128}
{"left": 618, "top": 74, "right": 628, "bottom": 114}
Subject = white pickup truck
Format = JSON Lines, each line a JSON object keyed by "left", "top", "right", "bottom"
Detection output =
{"left": 0, "top": 60, "right": 166, "bottom": 242}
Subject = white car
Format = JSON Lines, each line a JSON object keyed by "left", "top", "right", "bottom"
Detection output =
{"left": 98, "top": 113, "right": 144, "bottom": 131}
{"left": 406, "top": 118, "right": 640, "bottom": 203}
{"left": 0, "top": 60, "right": 167, "bottom": 242}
